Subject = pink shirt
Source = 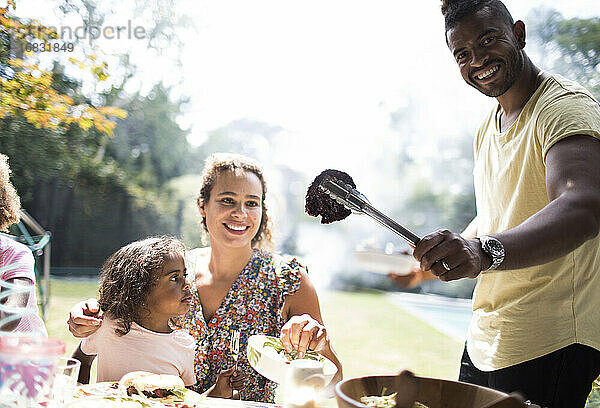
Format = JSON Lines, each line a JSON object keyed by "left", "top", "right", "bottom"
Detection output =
{"left": 0, "top": 236, "right": 48, "bottom": 337}
{"left": 81, "top": 315, "right": 196, "bottom": 386}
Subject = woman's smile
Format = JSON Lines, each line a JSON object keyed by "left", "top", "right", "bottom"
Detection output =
{"left": 224, "top": 222, "right": 250, "bottom": 234}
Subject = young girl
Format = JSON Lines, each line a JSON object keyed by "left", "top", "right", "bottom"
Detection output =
{"left": 72, "top": 236, "right": 241, "bottom": 397}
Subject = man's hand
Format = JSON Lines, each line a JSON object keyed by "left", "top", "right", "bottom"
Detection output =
{"left": 280, "top": 314, "right": 327, "bottom": 359}
{"left": 67, "top": 298, "right": 103, "bottom": 338}
{"left": 413, "top": 229, "right": 489, "bottom": 281}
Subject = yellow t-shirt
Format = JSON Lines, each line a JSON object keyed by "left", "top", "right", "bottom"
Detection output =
{"left": 468, "top": 74, "right": 600, "bottom": 371}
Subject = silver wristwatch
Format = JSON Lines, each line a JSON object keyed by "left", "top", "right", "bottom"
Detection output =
{"left": 478, "top": 236, "right": 505, "bottom": 271}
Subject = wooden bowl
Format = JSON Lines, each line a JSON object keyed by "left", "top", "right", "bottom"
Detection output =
{"left": 335, "top": 374, "right": 525, "bottom": 408}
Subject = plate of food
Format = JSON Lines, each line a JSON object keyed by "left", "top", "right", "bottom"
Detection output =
{"left": 246, "top": 335, "right": 337, "bottom": 385}
{"left": 354, "top": 250, "right": 415, "bottom": 276}
{"left": 73, "top": 372, "right": 204, "bottom": 407}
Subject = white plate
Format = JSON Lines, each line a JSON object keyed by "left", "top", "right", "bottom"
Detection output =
{"left": 246, "top": 335, "right": 337, "bottom": 385}
{"left": 66, "top": 396, "right": 162, "bottom": 408}
{"left": 72, "top": 382, "right": 204, "bottom": 407}
{"left": 354, "top": 250, "right": 415, "bottom": 275}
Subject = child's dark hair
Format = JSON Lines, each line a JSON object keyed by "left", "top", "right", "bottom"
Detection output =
{"left": 98, "top": 236, "right": 186, "bottom": 336}
{"left": 441, "top": 0, "right": 514, "bottom": 36}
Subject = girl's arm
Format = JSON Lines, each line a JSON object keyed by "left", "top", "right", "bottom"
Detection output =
{"left": 281, "top": 270, "right": 343, "bottom": 385}
{"left": 72, "top": 342, "right": 96, "bottom": 384}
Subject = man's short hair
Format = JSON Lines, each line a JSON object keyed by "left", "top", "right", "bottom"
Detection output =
{"left": 441, "top": 0, "right": 514, "bottom": 34}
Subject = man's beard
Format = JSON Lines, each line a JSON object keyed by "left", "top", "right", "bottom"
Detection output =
{"left": 478, "top": 50, "right": 524, "bottom": 98}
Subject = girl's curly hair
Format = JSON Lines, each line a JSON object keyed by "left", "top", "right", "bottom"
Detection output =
{"left": 0, "top": 154, "right": 21, "bottom": 232}
{"left": 98, "top": 236, "right": 186, "bottom": 336}
{"left": 196, "top": 153, "right": 273, "bottom": 249}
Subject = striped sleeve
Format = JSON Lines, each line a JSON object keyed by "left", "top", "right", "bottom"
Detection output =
{"left": 0, "top": 242, "right": 36, "bottom": 283}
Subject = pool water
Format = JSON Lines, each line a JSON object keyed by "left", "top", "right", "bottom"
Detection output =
{"left": 387, "top": 292, "right": 472, "bottom": 342}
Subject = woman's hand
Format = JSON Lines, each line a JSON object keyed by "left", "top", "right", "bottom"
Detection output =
{"left": 280, "top": 314, "right": 328, "bottom": 359}
{"left": 67, "top": 298, "right": 103, "bottom": 338}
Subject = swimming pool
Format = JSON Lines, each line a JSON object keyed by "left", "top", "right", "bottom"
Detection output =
{"left": 387, "top": 292, "right": 472, "bottom": 342}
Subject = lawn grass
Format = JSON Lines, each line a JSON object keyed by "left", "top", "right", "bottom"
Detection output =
{"left": 46, "top": 278, "right": 99, "bottom": 356}
{"left": 318, "top": 290, "right": 463, "bottom": 381}
{"left": 45, "top": 278, "right": 463, "bottom": 382}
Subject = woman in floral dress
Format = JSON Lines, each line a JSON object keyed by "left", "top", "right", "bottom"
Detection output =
{"left": 68, "top": 153, "right": 343, "bottom": 403}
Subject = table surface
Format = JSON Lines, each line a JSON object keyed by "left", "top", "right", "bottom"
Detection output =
{"left": 201, "top": 397, "right": 282, "bottom": 408}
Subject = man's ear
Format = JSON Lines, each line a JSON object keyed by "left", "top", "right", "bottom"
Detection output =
{"left": 514, "top": 20, "right": 526, "bottom": 49}
{"left": 199, "top": 203, "right": 206, "bottom": 217}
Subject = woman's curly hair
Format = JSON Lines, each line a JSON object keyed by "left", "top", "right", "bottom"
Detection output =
{"left": 196, "top": 153, "right": 273, "bottom": 249}
{"left": 98, "top": 236, "right": 186, "bottom": 336}
{"left": 0, "top": 154, "right": 21, "bottom": 232}
{"left": 441, "top": 0, "right": 514, "bottom": 34}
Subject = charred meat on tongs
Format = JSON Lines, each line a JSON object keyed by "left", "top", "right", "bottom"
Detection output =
{"left": 305, "top": 169, "right": 356, "bottom": 224}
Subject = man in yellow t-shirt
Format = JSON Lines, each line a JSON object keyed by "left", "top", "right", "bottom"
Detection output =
{"left": 397, "top": 1, "right": 600, "bottom": 406}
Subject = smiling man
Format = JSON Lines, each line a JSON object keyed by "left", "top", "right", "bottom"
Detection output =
{"left": 403, "top": 0, "right": 600, "bottom": 406}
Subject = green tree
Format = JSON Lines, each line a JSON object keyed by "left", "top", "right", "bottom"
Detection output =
{"left": 530, "top": 8, "right": 600, "bottom": 98}
{"left": 0, "top": 3, "right": 126, "bottom": 134}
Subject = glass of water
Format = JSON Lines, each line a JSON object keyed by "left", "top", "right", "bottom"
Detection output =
{"left": 51, "top": 357, "right": 81, "bottom": 406}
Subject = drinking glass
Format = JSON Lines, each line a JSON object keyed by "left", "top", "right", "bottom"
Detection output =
{"left": 51, "top": 357, "right": 81, "bottom": 406}
{"left": 284, "top": 359, "right": 326, "bottom": 408}
{"left": 0, "top": 336, "right": 65, "bottom": 407}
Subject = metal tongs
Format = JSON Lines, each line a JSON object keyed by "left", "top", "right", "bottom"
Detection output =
{"left": 319, "top": 179, "right": 421, "bottom": 247}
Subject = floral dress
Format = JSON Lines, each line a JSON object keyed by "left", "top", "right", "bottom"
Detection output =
{"left": 182, "top": 248, "right": 303, "bottom": 402}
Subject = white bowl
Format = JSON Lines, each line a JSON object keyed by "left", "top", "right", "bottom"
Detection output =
{"left": 354, "top": 250, "right": 415, "bottom": 275}
{"left": 246, "top": 334, "right": 338, "bottom": 384}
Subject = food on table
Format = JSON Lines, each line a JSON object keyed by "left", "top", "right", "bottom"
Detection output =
{"left": 305, "top": 169, "right": 356, "bottom": 224}
{"left": 360, "top": 392, "right": 429, "bottom": 408}
{"left": 118, "top": 371, "right": 188, "bottom": 403}
{"left": 69, "top": 371, "right": 205, "bottom": 408}
{"left": 262, "top": 336, "right": 325, "bottom": 363}
{"left": 360, "top": 392, "right": 397, "bottom": 407}
{"left": 247, "top": 334, "right": 338, "bottom": 385}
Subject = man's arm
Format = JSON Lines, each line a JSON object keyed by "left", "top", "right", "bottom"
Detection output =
{"left": 494, "top": 135, "right": 600, "bottom": 269}
{"left": 414, "top": 135, "right": 600, "bottom": 280}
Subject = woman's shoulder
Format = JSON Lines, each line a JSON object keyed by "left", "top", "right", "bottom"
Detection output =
{"left": 269, "top": 251, "right": 307, "bottom": 275}
{"left": 255, "top": 250, "right": 305, "bottom": 295}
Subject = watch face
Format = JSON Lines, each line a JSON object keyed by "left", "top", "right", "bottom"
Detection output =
{"left": 482, "top": 237, "right": 504, "bottom": 257}
{"left": 487, "top": 240, "right": 504, "bottom": 256}
{"left": 480, "top": 236, "right": 504, "bottom": 271}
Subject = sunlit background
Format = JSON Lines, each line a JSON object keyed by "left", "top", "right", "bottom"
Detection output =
{"left": 2, "top": 0, "right": 599, "bottom": 396}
